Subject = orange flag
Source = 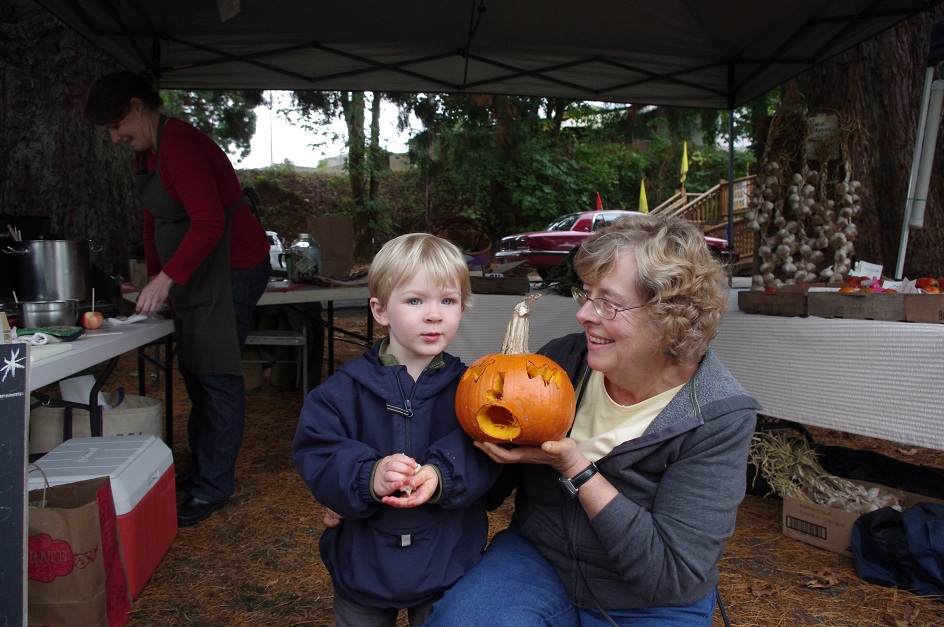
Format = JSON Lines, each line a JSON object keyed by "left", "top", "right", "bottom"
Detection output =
{"left": 595, "top": 192, "right": 603, "bottom": 211}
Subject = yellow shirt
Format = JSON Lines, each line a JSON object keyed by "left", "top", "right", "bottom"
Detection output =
{"left": 570, "top": 370, "right": 685, "bottom": 462}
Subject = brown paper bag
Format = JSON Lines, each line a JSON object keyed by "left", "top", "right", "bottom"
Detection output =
{"left": 306, "top": 215, "right": 354, "bottom": 278}
{"left": 28, "top": 476, "right": 132, "bottom": 627}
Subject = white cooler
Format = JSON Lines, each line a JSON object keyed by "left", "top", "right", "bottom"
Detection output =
{"left": 29, "top": 435, "right": 177, "bottom": 599}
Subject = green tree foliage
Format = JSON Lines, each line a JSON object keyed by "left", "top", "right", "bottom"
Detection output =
{"left": 161, "top": 89, "right": 264, "bottom": 160}
{"left": 194, "top": 89, "right": 760, "bottom": 260}
{"left": 406, "top": 95, "right": 756, "bottom": 244}
{"left": 291, "top": 90, "right": 392, "bottom": 259}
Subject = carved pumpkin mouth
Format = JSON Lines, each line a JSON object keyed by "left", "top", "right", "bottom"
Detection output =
{"left": 475, "top": 405, "right": 522, "bottom": 441}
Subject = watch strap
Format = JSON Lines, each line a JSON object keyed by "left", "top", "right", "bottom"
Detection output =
{"left": 558, "top": 462, "right": 598, "bottom": 498}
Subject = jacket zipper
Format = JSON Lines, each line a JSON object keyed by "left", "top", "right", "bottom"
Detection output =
{"left": 385, "top": 367, "right": 421, "bottom": 452}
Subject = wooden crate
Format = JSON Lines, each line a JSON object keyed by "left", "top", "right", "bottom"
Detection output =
{"left": 807, "top": 292, "right": 906, "bottom": 321}
{"left": 737, "top": 290, "right": 808, "bottom": 317}
{"left": 904, "top": 294, "right": 944, "bottom": 324}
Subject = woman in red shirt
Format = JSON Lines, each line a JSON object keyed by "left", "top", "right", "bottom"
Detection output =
{"left": 85, "top": 71, "right": 271, "bottom": 527}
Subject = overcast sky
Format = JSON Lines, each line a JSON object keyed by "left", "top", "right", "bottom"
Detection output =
{"left": 230, "top": 91, "right": 413, "bottom": 170}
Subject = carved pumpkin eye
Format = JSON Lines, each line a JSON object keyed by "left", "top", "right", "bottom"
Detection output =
{"left": 455, "top": 295, "right": 576, "bottom": 445}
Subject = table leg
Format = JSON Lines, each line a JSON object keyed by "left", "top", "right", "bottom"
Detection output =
{"left": 88, "top": 357, "right": 119, "bottom": 436}
{"left": 137, "top": 335, "right": 175, "bottom": 449}
{"left": 327, "top": 300, "right": 335, "bottom": 374}
{"left": 30, "top": 356, "right": 119, "bottom": 438}
{"left": 164, "top": 335, "right": 173, "bottom": 448}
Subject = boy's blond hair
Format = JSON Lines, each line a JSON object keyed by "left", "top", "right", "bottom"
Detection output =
{"left": 368, "top": 233, "right": 473, "bottom": 308}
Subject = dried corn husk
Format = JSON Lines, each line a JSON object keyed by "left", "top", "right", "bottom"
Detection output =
{"left": 749, "top": 430, "right": 901, "bottom": 515}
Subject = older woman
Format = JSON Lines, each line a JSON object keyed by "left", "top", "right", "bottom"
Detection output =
{"left": 426, "top": 214, "right": 760, "bottom": 626}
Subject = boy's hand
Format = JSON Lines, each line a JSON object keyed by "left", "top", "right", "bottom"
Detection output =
{"left": 373, "top": 454, "right": 420, "bottom": 498}
{"left": 382, "top": 464, "right": 439, "bottom": 508}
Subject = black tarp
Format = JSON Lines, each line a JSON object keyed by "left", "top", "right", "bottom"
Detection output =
{"left": 30, "top": 0, "right": 944, "bottom": 108}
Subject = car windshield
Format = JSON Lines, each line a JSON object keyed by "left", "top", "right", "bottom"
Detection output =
{"left": 544, "top": 214, "right": 581, "bottom": 231}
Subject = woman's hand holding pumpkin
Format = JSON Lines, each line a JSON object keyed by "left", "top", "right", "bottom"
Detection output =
{"left": 474, "top": 437, "right": 587, "bottom": 477}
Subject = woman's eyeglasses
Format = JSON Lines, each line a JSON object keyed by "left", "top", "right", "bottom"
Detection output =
{"left": 571, "top": 286, "right": 644, "bottom": 320}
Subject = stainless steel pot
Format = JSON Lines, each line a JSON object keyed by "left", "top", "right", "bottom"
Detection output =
{"left": 19, "top": 300, "right": 79, "bottom": 328}
{"left": 2, "top": 239, "right": 93, "bottom": 301}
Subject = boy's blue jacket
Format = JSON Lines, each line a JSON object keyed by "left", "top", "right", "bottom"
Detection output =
{"left": 292, "top": 340, "right": 500, "bottom": 609}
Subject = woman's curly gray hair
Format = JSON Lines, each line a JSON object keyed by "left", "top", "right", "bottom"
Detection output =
{"left": 573, "top": 213, "right": 729, "bottom": 364}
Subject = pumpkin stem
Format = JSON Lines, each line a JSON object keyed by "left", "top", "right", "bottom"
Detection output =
{"left": 500, "top": 293, "right": 541, "bottom": 355}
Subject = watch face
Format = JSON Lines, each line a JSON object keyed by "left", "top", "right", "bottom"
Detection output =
{"left": 559, "top": 476, "right": 579, "bottom": 497}
{"left": 559, "top": 463, "right": 597, "bottom": 498}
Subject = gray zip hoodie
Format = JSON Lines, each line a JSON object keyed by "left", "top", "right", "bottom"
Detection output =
{"left": 504, "top": 332, "right": 760, "bottom": 610}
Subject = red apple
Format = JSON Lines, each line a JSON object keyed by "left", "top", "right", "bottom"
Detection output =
{"left": 81, "top": 311, "right": 104, "bottom": 330}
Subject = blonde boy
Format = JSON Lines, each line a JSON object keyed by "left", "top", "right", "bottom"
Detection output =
{"left": 292, "top": 233, "right": 499, "bottom": 627}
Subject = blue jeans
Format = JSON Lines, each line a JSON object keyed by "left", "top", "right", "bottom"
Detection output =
{"left": 182, "top": 259, "right": 270, "bottom": 502}
{"left": 423, "top": 528, "right": 716, "bottom": 627}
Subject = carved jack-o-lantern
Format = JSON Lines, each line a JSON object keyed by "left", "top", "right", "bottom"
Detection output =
{"left": 455, "top": 294, "right": 576, "bottom": 444}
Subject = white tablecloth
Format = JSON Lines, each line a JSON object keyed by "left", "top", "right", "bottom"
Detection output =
{"left": 450, "top": 290, "right": 582, "bottom": 366}
{"left": 711, "top": 310, "right": 944, "bottom": 450}
{"left": 451, "top": 288, "right": 944, "bottom": 451}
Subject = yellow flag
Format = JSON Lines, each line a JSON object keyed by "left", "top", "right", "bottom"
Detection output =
{"left": 639, "top": 179, "right": 649, "bottom": 213}
{"left": 680, "top": 141, "right": 689, "bottom": 186}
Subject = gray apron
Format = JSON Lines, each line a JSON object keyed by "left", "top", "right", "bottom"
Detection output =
{"left": 134, "top": 115, "right": 242, "bottom": 376}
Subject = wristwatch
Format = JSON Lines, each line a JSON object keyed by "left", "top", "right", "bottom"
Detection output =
{"left": 558, "top": 462, "right": 598, "bottom": 498}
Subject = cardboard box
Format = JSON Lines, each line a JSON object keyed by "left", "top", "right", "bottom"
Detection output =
{"left": 30, "top": 435, "right": 177, "bottom": 599}
{"left": 807, "top": 292, "right": 906, "bottom": 321}
{"left": 128, "top": 259, "right": 148, "bottom": 290}
{"left": 306, "top": 216, "right": 354, "bottom": 278}
{"left": 738, "top": 290, "right": 808, "bottom": 316}
{"left": 782, "top": 480, "right": 944, "bottom": 557}
{"left": 904, "top": 294, "right": 944, "bottom": 324}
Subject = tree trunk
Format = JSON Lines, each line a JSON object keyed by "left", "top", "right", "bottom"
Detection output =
{"left": 369, "top": 93, "right": 382, "bottom": 206}
{"left": 807, "top": 7, "right": 944, "bottom": 278}
{"left": 341, "top": 92, "right": 372, "bottom": 260}
{"left": 2, "top": 0, "right": 139, "bottom": 280}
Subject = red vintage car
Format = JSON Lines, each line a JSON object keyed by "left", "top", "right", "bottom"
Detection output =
{"left": 494, "top": 210, "right": 736, "bottom": 278}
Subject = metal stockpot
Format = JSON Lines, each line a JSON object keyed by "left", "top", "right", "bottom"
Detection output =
{"left": 2, "top": 239, "right": 93, "bottom": 301}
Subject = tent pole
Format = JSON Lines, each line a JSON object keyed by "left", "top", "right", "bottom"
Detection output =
{"left": 908, "top": 81, "right": 944, "bottom": 231}
{"left": 895, "top": 67, "right": 936, "bottom": 279}
{"left": 727, "top": 65, "right": 735, "bottom": 287}
{"left": 727, "top": 108, "right": 735, "bottom": 287}
{"left": 896, "top": 20, "right": 944, "bottom": 279}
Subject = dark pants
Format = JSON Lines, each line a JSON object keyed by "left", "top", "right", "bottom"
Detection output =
{"left": 332, "top": 590, "right": 439, "bottom": 627}
{"left": 182, "top": 259, "right": 270, "bottom": 502}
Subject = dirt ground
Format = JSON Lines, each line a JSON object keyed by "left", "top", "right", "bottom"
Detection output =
{"left": 85, "top": 306, "right": 944, "bottom": 626}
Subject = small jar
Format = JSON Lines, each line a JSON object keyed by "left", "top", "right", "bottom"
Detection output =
{"left": 288, "top": 233, "right": 323, "bottom": 283}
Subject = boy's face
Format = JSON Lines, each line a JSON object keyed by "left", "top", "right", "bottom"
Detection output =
{"left": 370, "top": 268, "right": 464, "bottom": 367}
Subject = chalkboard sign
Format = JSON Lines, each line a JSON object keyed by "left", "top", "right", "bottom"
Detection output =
{"left": 0, "top": 343, "right": 29, "bottom": 625}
